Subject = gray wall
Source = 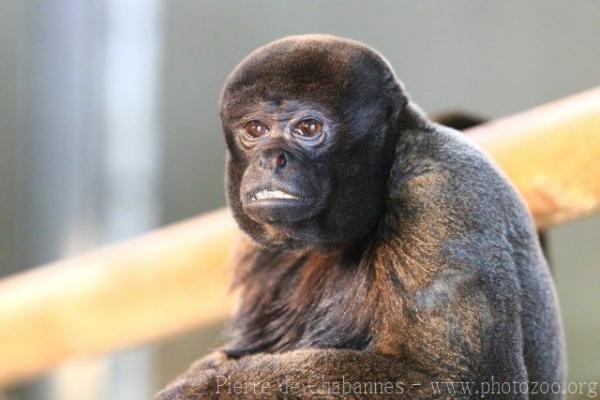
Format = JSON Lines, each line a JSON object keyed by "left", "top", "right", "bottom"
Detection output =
{"left": 160, "top": 0, "right": 600, "bottom": 223}
{"left": 158, "top": 0, "right": 600, "bottom": 394}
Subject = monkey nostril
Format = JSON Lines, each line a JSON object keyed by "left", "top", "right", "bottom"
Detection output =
{"left": 275, "top": 153, "right": 287, "bottom": 168}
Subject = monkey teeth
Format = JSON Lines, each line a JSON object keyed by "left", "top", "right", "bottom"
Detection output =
{"left": 253, "top": 189, "right": 298, "bottom": 201}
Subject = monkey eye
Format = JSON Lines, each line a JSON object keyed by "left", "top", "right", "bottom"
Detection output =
{"left": 243, "top": 120, "right": 270, "bottom": 138}
{"left": 294, "top": 119, "right": 323, "bottom": 138}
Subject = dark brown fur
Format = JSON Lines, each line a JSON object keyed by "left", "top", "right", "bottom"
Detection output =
{"left": 156, "top": 35, "right": 564, "bottom": 399}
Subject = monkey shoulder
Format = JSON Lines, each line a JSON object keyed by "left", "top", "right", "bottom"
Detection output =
{"left": 382, "top": 125, "right": 538, "bottom": 297}
{"left": 389, "top": 125, "right": 532, "bottom": 236}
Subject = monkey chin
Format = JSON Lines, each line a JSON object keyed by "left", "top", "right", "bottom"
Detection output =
{"left": 242, "top": 197, "right": 316, "bottom": 225}
{"left": 253, "top": 217, "right": 358, "bottom": 252}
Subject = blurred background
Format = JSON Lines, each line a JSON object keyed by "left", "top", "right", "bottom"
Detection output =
{"left": 1, "top": 0, "right": 599, "bottom": 399}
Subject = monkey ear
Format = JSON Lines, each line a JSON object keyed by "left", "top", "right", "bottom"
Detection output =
{"left": 386, "top": 89, "right": 409, "bottom": 122}
{"left": 395, "top": 81, "right": 409, "bottom": 109}
{"left": 383, "top": 77, "right": 409, "bottom": 121}
{"left": 385, "top": 104, "right": 397, "bottom": 120}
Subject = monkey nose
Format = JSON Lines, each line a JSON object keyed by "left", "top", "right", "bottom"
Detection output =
{"left": 275, "top": 153, "right": 287, "bottom": 168}
{"left": 259, "top": 151, "right": 288, "bottom": 171}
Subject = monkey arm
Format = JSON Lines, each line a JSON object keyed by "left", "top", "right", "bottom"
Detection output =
{"left": 154, "top": 348, "right": 450, "bottom": 399}
{"left": 175, "top": 350, "right": 230, "bottom": 376}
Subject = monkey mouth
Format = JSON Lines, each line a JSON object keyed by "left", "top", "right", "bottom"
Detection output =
{"left": 243, "top": 185, "right": 318, "bottom": 224}
{"left": 250, "top": 188, "right": 301, "bottom": 202}
{"left": 241, "top": 181, "right": 323, "bottom": 225}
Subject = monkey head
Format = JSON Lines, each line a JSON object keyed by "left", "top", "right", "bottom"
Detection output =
{"left": 220, "top": 35, "right": 407, "bottom": 249}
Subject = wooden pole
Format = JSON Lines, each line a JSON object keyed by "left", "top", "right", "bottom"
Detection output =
{"left": 467, "top": 87, "right": 600, "bottom": 228}
{"left": 0, "top": 87, "right": 599, "bottom": 386}
{"left": 0, "top": 209, "right": 238, "bottom": 385}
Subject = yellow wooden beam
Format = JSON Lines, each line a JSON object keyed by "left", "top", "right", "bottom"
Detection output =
{"left": 467, "top": 87, "right": 600, "bottom": 228}
{"left": 0, "top": 209, "right": 239, "bottom": 386}
{"left": 0, "top": 87, "right": 599, "bottom": 386}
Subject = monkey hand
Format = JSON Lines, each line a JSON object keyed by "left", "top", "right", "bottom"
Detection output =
{"left": 186, "top": 351, "right": 229, "bottom": 372}
{"left": 157, "top": 349, "right": 443, "bottom": 399}
{"left": 154, "top": 351, "right": 229, "bottom": 400}
{"left": 154, "top": 369, "right": 218, "bottom": 400}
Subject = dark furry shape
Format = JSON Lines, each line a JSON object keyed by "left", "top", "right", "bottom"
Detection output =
{"left": 157, "top": 35, "right": 565, "bottom": 399}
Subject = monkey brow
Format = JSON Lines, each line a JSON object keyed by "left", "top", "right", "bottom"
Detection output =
{"left": 242, "top": 100, "right": 330, "bottom": 122}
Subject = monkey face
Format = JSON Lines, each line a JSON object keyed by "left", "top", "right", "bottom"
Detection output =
{"left": 220, "top": 35, "right": 406, "bottom": 249}
{"left": 234, "top": 101, "right": 333, "bottom": 226}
